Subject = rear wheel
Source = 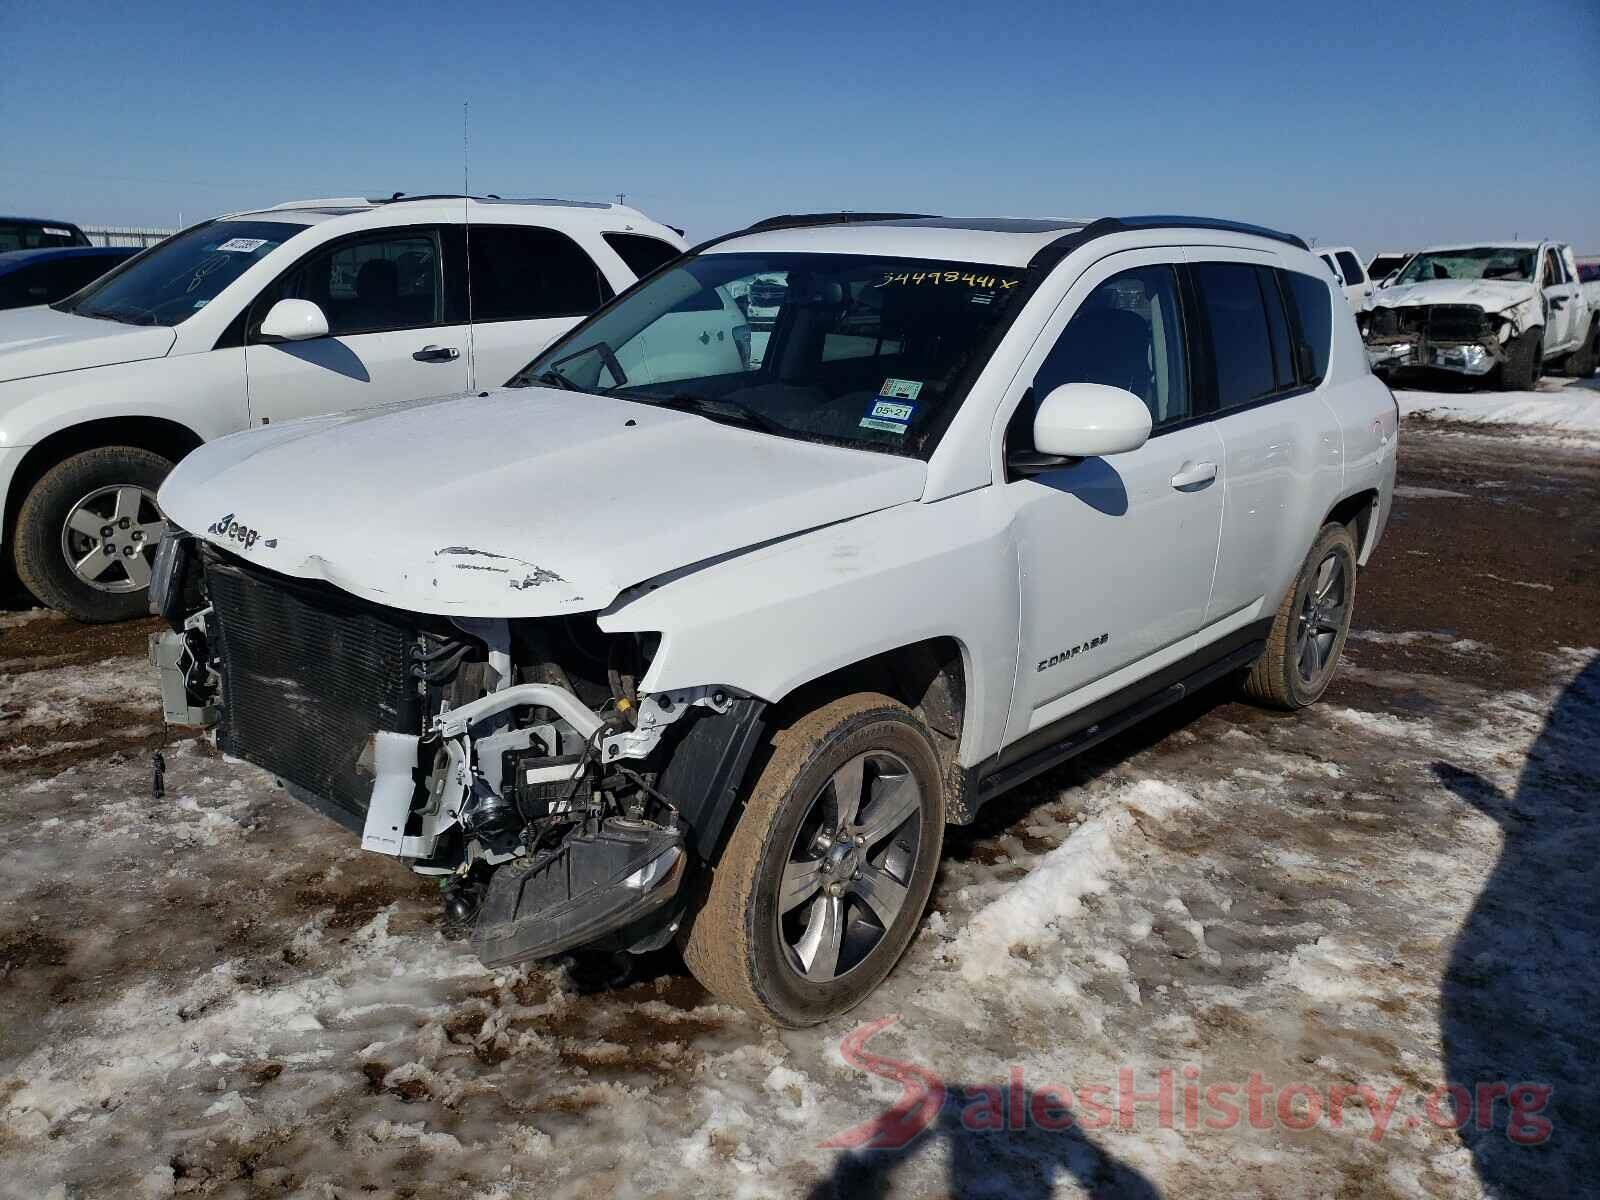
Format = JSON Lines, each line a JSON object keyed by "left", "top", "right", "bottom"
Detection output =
{"left": 680, "top": 693, "right": 944, "bottom": 1027}
{"left": 1245, "top": 522, "right": 1358, "bottom": 710}
{"left": 1500, "top": 328, "right": 1542, "bottom": 391}
{"left": 13, "top": 446, "right": 172, "bottom": 623}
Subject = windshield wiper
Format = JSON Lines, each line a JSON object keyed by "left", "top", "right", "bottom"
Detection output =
{"left": 634, "top": 393, "right": 787, "bottom": 436}
{"left": 532, "top": 369, "right": 581, "bottom": 392}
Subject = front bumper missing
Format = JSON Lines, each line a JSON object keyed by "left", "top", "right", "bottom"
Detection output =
{"left": 1365, "top": 328, "right": 1504, "bottom": 377}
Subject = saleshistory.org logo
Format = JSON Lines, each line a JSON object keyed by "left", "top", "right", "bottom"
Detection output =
{"left": 821, "top": 1016, "right": 1554, "bottom": 1150}
{"left": 206, "top": 513, "right": 274, "bottom": 551}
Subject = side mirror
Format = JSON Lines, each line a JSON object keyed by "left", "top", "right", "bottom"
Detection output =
{"left": 258, "top": 298, "right": 329, "bottom": 342}
{"left": 1031, "top": 382, "right": 1152, "bottom": 460}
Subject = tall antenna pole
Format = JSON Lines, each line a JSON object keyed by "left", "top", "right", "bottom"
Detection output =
{"left": 462, "top": 100, "right": 477, "bottom": 390}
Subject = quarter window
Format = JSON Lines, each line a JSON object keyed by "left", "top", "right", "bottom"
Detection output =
{"left": 1033, "top": 264, "right": 1191, "bottom": 429}
{"left": 261, "top": 231, "right": 442, "bottom": 337}
{"left": 468, "top": 225, "right": 612, "bottom": 321}
{"left": 1280, "top": 269, "right": 1333, "bottom": 386}
{"left": 1191, "top": 261, "right": 1276, "bottom": 410}
{"left": 602, "top": 232, "right": 681, "bottom": 279}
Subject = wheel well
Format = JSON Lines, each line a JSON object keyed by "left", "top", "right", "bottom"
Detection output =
{"left": 4, "top": 417, "right": 203, "bottom": 553}
{"left": 771, "top": 637, "right": 968, "bottom": 775}
{"left": 1326, "top": 489, "right": 1379, "bottom": 559}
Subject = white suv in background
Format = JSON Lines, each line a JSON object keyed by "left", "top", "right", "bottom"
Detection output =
{"left": 1314, "top": 245, "right": 1375, "bottom": 314}
{"left": 0, "top": 195, "right": 686, "bottom": 621}
{"left": 152, "top": 212, "right": 1397, "bottom": 1026}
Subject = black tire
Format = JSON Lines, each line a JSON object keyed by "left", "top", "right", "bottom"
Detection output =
{"left": 1500, "top": 327, "right": 1542, "bottom": 391}
{"left": 1567, "top": 318, "right": 1599, "bottom": 379}
{"left": 12, "top": 446, "right": 173, "bottom": 623}
{"left": 680, "top": 693, "right": 944, "bottom": 1027}
{"left": 1244, "top": 522, "right": 1358, "bottom": 710}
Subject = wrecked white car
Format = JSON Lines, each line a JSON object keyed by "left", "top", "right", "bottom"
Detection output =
{"left": 150, "top": 212, "right": 1396, "bottom": 1026}
{"left": 1365, "top": 241, "right": 1597, "bottom": 387}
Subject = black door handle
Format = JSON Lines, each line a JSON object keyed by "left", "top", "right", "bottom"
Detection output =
{"left": 413, "top": 345, "right": 460, "bottom": 363}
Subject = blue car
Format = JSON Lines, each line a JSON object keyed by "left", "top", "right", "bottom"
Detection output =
{"left": 0, "top": 215, "right": 91, "bottom": 251}
{"left": 0, "top": 246, "right": 139, "bottom": 310}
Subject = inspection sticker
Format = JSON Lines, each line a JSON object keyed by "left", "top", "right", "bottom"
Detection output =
{"left": 859, "top": 417, "right": 910, "bottom": 435}
{"left": 216, "top": 237, "right": 269, "bottom": 253}
{"left": 870, "top": 400, "right": 915, "bottom": 422}
{"left": 879, "top": 378, "right": 923, "bottom": 400}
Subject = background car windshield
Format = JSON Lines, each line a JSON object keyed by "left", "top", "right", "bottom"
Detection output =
{"left": 55, "top": 220, "right": 305, "bottom": 326}
{"left": 0, "top": 221, "right": 85, "bottom": 251}
{"left": 1395, "top": 247, "right": 1534, "bottom": 284}
{"left": 511, "top": 252, "right": 1025, "bottom": 458}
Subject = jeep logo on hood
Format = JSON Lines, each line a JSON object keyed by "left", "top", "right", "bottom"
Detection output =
{"left": 207, "top": 513, "right": 274, "bottom": 551}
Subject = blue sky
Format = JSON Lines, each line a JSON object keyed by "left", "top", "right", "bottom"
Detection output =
{"left": 4, "top": 0, "right": 1597, "bottom": 252}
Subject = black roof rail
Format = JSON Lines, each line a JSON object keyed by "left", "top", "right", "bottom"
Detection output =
{"left": 742, "top": 211, "right": 938, "bottom": 234}
{"left": 1029, "top": 214, "right": 1308, "bottom": 272}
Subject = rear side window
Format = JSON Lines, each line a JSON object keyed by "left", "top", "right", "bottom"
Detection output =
{"left": 1280, "top": 269, "right": 1333, "bottom": 386}
{"left": 1191, "top": 261, "right": 1277, "bottom": 410}
{"left": 468, "top": 225, "right": 613, "bottom": 321}
{"left": 1335, "top": 251, "right": 1364, "bottom": 286}
{"left": 603, "top": 233, "right": 680, "bottom": 279}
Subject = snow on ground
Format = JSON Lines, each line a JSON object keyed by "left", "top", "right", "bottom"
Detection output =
{"left": 1395, "top": 375, "right": 1600, "bottom": 440}
{"left": 3, "top": 633, "right": 1596, "bottom": 1199}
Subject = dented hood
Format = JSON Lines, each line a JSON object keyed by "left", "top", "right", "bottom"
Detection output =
{"left": 158, "top": 387, "right": 928, "bottom": 617}
{"left": 1373, "top": 277, "right": 1535, "bottom": 316}
{"left": 0, "top": 304, "right": 176, "bottom": 383}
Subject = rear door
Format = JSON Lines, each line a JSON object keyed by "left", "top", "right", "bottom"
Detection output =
{"left": 458, "top": 224, "right": 616, "bottom": 388}
{"left": 243, "top": 226, "right": 469, "bottom": 424}
{"left": 1542, "top": 246, "right": 1580, "bottom": 352}
{"left": 998, "top": 250, "right": 1224, "bottom": 747}
{"left": 1193, "top": 254, "right": 1343, "bottom": 632}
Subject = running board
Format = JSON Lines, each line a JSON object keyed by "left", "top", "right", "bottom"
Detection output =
{"left": 976, "top": 640, "right": 1264, "bottom": 803}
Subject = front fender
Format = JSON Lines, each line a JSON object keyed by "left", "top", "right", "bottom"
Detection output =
{"left": 599, "top": 488, "right": 1020, "bottom": 769}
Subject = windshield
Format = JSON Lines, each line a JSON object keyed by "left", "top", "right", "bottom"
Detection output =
{"left": 54, "top": 220, "right": 305, "bottom": 326}
{"left": 0, "top": 221, "right": 86, "bottom": 251}
{"left": 509, "top": 252, "right": 1026, "bottom": 458}
{"left": 1395, "top": 247, "right": 1535, "bottom": 285}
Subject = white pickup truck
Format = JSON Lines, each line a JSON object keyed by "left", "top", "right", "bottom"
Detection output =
{"left": 150, "top": 212, "right": 1396, "bottom": 1027}
{"left": 1365, "top": 241, "right": 1598, "bottom": 387}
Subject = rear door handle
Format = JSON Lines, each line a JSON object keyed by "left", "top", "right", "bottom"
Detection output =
{"left": 1170, "top": 460, "right": 1218, "bottom": 489}
{"left": 413, "top": 345, "right": 460, "bottom": 363}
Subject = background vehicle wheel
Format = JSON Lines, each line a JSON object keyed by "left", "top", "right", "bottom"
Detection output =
{"left": 1567, "top": 318, "right": 1599, "bottom": 379}
{"left": 1499, "top": 328, "right": 1542, "bottom": 391}
{"left": 1244, "top": 522, "right": 1358, "bottom": 710}
{"left": 13, "top": 446, "right": 172, "bottom": 623}
{"left": 680, "top": 693, "right": 944, "bottom": 1027}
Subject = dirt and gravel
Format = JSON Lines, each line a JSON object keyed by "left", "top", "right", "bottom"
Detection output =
{"left": 1, "top": 404, "right": 1597, "bottom": 1199}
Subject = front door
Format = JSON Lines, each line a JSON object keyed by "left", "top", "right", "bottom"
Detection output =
{"left": 244, "top": 227, "right": 469, "bottom": 424}
{"left": 1000, "top": 251, "right": 1224, "bottom": 746}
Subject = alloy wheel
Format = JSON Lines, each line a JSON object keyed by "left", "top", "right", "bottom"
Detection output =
{"left": 776, "top": 751, "right": 923, "bottom": 983}
{"left": 1295, "top": 552, "right": 1347, "bottom": 685}
{"left": 59, "top": 484, "right": 166, "bottom": 593}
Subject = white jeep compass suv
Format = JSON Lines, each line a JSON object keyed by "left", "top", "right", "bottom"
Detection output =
{"left": 0, "top": 195, "right": 686, "bottom": 621}
{"left": 150, "top": 212, "right": 1397, "bottom": 1027}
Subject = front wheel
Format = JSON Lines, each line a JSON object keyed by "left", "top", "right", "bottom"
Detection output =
{"left": 1245, "top": 522, "right": 1358, "bottom": 710}
{"left": 1499, "top": 328, "right": 1542, "bottom": 391}
{"left": 680, "top": 693, "right": 944, "bottom": 1027}
{"left": 12, "top": 446, "right": 173, "bottom": 623}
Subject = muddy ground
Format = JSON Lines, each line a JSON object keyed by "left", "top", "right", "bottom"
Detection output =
{"left": 1, "top": 414, "right": 1596, "bottom": 1199}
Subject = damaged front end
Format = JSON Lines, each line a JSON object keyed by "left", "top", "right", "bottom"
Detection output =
{"left": 149, "top": 531, "right": 765, "bottom": 967}
{"left": 1363, "top": 303, "right": 1517, "bottom": 377}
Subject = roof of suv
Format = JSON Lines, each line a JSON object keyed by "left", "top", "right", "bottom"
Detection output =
{"left": 218, "top": 195, "right": 677, "bottom": 235}
{"left": 709, "top": 213, "right": 1308, "bottom": 267}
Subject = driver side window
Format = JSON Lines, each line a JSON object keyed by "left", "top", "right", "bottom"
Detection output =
{"left": 254, "top": 230, "right": 442, "bottom": 339}
{"left": 1033, "top": 264, "right": 1191, "bottom": 430}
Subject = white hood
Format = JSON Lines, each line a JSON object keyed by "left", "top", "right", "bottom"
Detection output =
{"left": 0, "top": 304, "right": 176, "bottom": 383}
{"left": 1373, "top": 277, "right": 1534, "bottom": 316}
{"left": 159, "top": 387, "right": 928, "bottom": 618}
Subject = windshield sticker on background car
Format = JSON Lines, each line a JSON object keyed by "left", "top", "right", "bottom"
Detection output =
{"left": 878, "top": 378, "right": 923, "bottom": 401}
{"left": 43, "top": 227, "right": 72, "bottom": 238}
{"left": 216, "top": 237, "right": 269, "bottom": 254}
